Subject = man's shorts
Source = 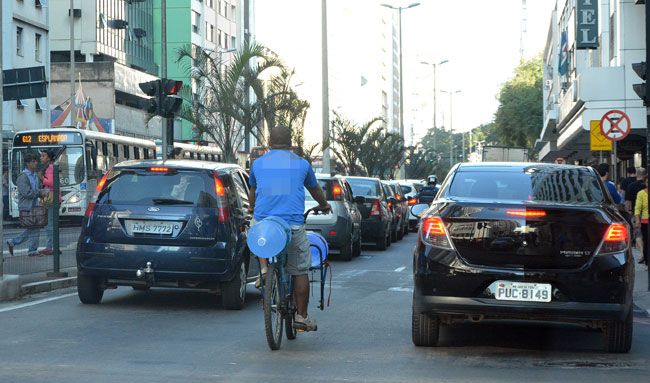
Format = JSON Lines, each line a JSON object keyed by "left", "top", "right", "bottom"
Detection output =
{"left": 251, "top": 219, "right": 311, "bottom": 276}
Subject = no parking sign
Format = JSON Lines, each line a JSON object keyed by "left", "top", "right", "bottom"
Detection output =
{"left": 599, "top": 110, "right": 631, "bottom": 142}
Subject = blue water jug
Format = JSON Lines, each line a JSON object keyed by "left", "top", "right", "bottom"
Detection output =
{"left": 307, "top": 231, "right": 328, "bottom": 268}
{"left": 247, "top": 216, "right": 292, "bottom": 259}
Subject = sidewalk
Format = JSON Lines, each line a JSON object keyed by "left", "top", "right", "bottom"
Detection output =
{"left": 633, "top": 250, "right": 650, "bottom": 315}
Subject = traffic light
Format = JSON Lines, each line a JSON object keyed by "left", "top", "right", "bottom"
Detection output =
{"left": 138, "top": 79, "right": 183, "bottom": 117}
{"left": 160, "top": 79, "right": 183, "bottom": 118}
{"left": 138, "top": 79, "right": 161, "bottom": 114}
{"left": 632, "top": 62, "right": 647, "bottom": 105}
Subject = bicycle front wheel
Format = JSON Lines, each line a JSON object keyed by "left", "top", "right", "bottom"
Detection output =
{"left": 263, "top": 263, "right": 283, "bottom": 350}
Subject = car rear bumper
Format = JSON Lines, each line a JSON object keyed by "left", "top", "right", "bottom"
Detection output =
{"left": 305, "top": 217, "right": 350, "bottom": 249}
{"left": 360, "top": 218, "right": 386, "bottom": 240}
{"left": 413, "top": 291, "right": 629, "bottom": 322}
{"left": 77, "top": 242, "right": 240, "bottom": 282}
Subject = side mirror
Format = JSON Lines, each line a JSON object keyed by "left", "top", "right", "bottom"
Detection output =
{"left": 353, "top": 196, "right": 366, "bottom": 204}
{"left": 410, "top": 204, "right": 429, "bottom": 218}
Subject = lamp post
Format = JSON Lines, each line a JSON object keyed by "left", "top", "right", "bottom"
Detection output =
{"left": 441, "top": 90, "right": 461, "bottom": 167}
{"left": 420, "top": 59, "right": 448, "bottom": 150}
{"left": 381, "top": 2, "right": 420, "bottom": 178}
{"left": 322, "top": 0, "right": 331, "bottom": 174}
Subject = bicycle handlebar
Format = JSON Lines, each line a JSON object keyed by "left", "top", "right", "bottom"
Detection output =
{"left": 304, "top": 206, "right": 330, "bottom": 223}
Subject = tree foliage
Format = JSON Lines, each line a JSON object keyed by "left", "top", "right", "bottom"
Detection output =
{"left": 493, "top": 56, "right": 543, "bottom": 148}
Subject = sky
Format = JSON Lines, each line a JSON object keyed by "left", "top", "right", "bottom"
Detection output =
{"left": 255, "top": 0, "right": 556, "bottom": 144}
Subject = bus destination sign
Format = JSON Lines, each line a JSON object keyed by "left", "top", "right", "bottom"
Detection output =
{"left": 13, "top": 132, "right": 83, "bottom": 147}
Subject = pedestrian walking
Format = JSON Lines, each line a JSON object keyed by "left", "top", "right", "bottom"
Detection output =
{"left": 596, "top": 163, "right": 623, "bottom": 204}
{"left": 620, "top": 166, "right": 637, "bottom": 199}
{"left": 6, "top": 153, "right": 48, "bottom": 257}
{"left": 635, "top": 178, "right": 648, "bottom": 267}
{"left": 38, "top": 150, "right": 55, "bottom": 256}
{"left": 2, "top": 168, "right": 9, "bottom": 221}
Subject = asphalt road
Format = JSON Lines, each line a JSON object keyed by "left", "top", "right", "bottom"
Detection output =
{"left": 1, "top": 234, "right": 650, "bottom": 382}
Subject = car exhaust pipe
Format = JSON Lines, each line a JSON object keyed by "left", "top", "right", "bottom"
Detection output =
{"left": 136, "top": 262, "right": 154, "bottom": 279}
{"left": 469, "top": 315, "right": 484, "bottom": 322}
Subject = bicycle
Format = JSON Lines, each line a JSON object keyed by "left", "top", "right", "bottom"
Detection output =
{"left": 261, "top": 207, "right": 330, "bottom": 350}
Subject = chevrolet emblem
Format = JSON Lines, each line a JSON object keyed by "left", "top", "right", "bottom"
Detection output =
{"left": 514, "top": 225, "right": 536, "bottom": 234}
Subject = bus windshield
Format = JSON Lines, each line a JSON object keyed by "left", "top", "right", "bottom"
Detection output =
{"left": 11, "top": 146, "right": 86, "bottom": 187}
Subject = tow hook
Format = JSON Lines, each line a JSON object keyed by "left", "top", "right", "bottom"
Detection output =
{"left": 136, "top": 262, "right": 155, "bottom": 283}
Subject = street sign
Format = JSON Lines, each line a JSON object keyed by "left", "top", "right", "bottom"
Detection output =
{"left": 590, "top": 120, "right": 612, "bottom": 151}
{"left": 2, "top": 66, "right": 47, "bottom": 101}
{"left": 599, "top": 110, "right": 631, "bottom": 142}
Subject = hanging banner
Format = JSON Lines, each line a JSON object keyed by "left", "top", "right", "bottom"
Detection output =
{"left": 576, "top": 0, "right": 599, "bottom": 49}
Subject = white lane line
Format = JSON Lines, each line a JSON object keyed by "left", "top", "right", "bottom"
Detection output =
{"left": 0, "top": 292, "right": 77, "bottom": 313}
{"left": 388, "top": 287, "right": 413, "bottom": 293}
{"left": 394, "top": 266, "right": 406, "bottom": 272}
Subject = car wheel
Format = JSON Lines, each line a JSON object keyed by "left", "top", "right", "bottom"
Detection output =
{"left": 221, "top": 259, "right": 247, "bottom": 310}
{"left": 340, "top": 236, "right": 353, "bottom": 261}
{"left": 353, "top": 235, "right": 362, "bottom": 257}
{"left": 391, "top": 226, "right": 398, "bottom": 243}
{"left": 412, "top": 307, "right": 440, "bottom": 347}
{"left": 397, "top": 223, "right": 404, "bottom": 240}
{"left": 376, "top": 232, "right": 387, "bottom": 251}
{"left": 604, "top": 308, "right": 633, "bottom": 353}
{"left": 77, "top": 273, "right": 104, "bottom": 304}
{"left": 402, "top": 222, "right": 409, "bottom": 236}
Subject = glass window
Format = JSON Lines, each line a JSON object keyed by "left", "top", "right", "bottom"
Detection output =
{"left": 231, "top": 171, "right": 249, "bottom": 210}
{"left": 400, "top": 185, "right": 412, "bottom": 194}
{"left": 123, "top": 145, "right": 130, "bottom": 159}
{"left": 348, "top": 178, "right": 381, "bottom": 197}
{"left": 35, "top": 33, "right": 42, "bottom": 62}
{"left": 447, "top": 168, "right": 605, "bottom": 204}
{"left": 16, "top": 27, "right": 23, "bottom": 56}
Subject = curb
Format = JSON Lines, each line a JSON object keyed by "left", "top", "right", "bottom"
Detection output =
{"left": 20, "top": 276, "right": 77, "bottom": 296}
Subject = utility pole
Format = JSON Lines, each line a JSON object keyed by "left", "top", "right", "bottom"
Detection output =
{"left": 1, "top": 0, "right": 4, "bottom": 277}
{"left": 442, "top": 90, "right": 461, "bottom": 167}
{"left": 161, "top": 0, "right": 170, "bottom": 159}
{"left": 421, "top": 59, "right": 448, "bottom": 151}
{"left": 321, "top": 0, "right": 331, "bottom": 173}
{"left": 69, "top": 0, "right": 76, "bottom": 124}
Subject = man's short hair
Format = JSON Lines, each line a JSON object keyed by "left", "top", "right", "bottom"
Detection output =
{"left": 627, "top": 166, "right": 636, "bottom": 175}
{"left": 23, "top": 153, "right": 38, "bottom": 164}
{"left": 554, "top": 157, "right": 566, "bottom": 164}
{"left": 269, "top": 125, "right": 292, "bottom": 147}
{"left": 637, "top": 167, "right": 647, "bottom": 177}
{"left": 596, "top": 163, "right": 610, "bottom": 177}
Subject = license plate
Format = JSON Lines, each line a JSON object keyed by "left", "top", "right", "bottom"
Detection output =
{"left": 494, "top": 281, "right": 551, "bottom": 302}
{"left": 127, "top": 220, "right": 176, "bottom": 235}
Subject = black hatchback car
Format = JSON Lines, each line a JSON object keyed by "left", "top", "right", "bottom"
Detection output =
{"left": 411, "top": 163, "right": 634, "bottom": 353}
{"left": 347, "top": 177, "right": 392, "bottom": 250}
{"left": 76, "top": 160, "right": 255, "bottom": 310}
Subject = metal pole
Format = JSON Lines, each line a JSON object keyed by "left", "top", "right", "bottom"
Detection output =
{"left": 70, "top": 0, "right": 76, "bottom": 124}
{"left": 462, "top": 131, "right": 465, "bottom": 161}
{"left": 321, "top": 0, "right": 331, "bottom": 173}
{"left": 0, "top": 0, "right": 4, "bottom": 277}
{"left": 432, "top": 63, "right": 437, "bottom": 151}
{"left": 645, "top": 0, "right": 650, "bottom": 291}
{"left": 161, "top": 0, "right": 168, "bottom": 159}
{"left": 397, "top": 8, "right": 405, "bottom": 178}
{"left": 449, "top": 92, "right": 454, "bottom": 168}
{"left": 52, "top": 164, "right": 60, "bottom": 274}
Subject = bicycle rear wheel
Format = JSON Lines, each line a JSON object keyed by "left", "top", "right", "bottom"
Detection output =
{"left": 263, "top": 263, "right": 283, "bottom": 350}
{"left": 285, "top": 307, "right": 297, "bottom": 340}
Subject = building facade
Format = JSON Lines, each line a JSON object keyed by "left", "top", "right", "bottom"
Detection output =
{"left": 535, "top": 0, "right": 646, "bottom": 173}
{"left": 1, "top": 0, "right": 50, "bottom": 135}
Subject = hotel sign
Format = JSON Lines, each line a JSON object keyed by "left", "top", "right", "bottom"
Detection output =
{"left": 576, "top": 0, "right": 598, "bottom": 49}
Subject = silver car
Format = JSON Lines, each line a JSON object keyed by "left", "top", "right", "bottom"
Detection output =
{"left": 304, "top": 174, "right": 362, "bottom": 261}
{"left": 399, "top": 179, "right": 425, "bottom": 231}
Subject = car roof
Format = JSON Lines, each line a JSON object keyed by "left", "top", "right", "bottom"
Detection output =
{"left": 457, "top": 162, "right": 592, "bottom": 172}
{"left": 347, "top": 176, "right": 381, "bottom": 182}
{"left": 113, "top": 159, "right": 241, "bottom": 172}
{"left": 315, "top": 173, "right": 345, "bottom": 180}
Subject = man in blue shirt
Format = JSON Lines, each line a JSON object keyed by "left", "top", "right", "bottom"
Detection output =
{"left": 597, "top": 163, "right": 622, "bottom": 204}
{"left": 248, "top": 125, "right": 331, "bottom": 332}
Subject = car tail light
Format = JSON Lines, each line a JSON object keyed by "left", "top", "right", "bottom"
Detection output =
{"left": 420, "top": 216, "right": 453, "bottom": 249}
{"left": 86, "top": 170, "right": 111, "bottom": 218}
{"left": 370, "top": 199, "right": 381, "bottom": 216}
{"left": 96, "top": 172, "right": 109, "bottom": 192}
{"left": 388, "top": 201, "right": 393, "bottom": 209}
{"left": 328, "top": 230, "right": 337, "bottom": 236}
{"left": 149, "top": 167, "right": 170, "bottom": 173}
{"left": 332, "top": 184, "right": 343, "bottom": 201}
{"left": 408, "top": 197, "right": 417, "bottom": 206}
{"left": 213, "top": 173, "right": 230, "bottom": 224}
{"left": 84, "top": 202, "right": 96, "bottom": 218}
{"left": 597, "top": 223, "right": 629, "bottom": 255}
{"left": 506, "top": 209, "right": 547, "bottom": 218}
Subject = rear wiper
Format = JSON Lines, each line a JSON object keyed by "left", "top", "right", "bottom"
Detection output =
{"left": 151, "top": 198, "right": 194, "bottom": 205}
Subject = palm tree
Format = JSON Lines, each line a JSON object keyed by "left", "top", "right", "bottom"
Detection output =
{"left": 328, "top": 111, "right": 383, "bottom": 175}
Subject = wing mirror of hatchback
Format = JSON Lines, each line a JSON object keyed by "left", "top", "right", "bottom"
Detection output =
{"left": 410, "top": 203, "right": 429, "bottom": 218}
{"left": 353, "top": 196, "right": 366, "bottom": 204}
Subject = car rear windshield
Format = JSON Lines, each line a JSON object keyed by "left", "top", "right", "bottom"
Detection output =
{"left": 447, "top": 167, "right": 605, "bottom": 204}
{"left": 98, "top": 169, "right": 219, "bottom": 207}
{"left": 348, "top": 178, "right": 381, "bottom": 197}
{"left": 304, "top": 179, "right": 337, "bottom": 201}
{"left": 400, "top": 185, "right": 412, "bottom": 194}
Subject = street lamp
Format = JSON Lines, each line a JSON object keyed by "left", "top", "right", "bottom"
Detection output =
{"left": 381, "top": 2, "right": 420, "bottom": 178}
{"left": 441, "top": 89, "right": 462, "bottom": 168}
{"left": 420, "top": 59, "right": 448, "bottom": 150}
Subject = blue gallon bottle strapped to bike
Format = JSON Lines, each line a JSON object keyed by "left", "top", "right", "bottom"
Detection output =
{"left": 306, "top": 231, "right": 328, "bottom": 268}
{"left": 247, "top": 216, "right": 292, "bottom": 259}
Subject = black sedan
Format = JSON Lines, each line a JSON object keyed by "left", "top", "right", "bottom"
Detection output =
{"left": 411, "top": 162, "right": 634, "bottom": 353}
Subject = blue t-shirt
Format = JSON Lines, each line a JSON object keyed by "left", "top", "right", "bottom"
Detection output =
{"left": 249, "top": 150, "right": 318, "bottom": 225}
{"left": 605, "top": 180, "right": 622, "bottom": 204}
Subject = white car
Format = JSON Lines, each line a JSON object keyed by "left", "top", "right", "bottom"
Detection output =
{"left": 398, "top": 179, "right": 426, "bottom": 231}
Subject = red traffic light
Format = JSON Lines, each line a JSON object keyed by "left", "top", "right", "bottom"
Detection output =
{"left": 162, "top": 80, "right": 183, "bottom": 95}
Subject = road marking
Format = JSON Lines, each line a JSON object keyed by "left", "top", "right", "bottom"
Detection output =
{"left": 360, "top": 255, "right": 372, "bottom": 259}
{"left": 0, "top": 292, "right": 77, "bottom": 313}
{"left": 394, "top": 266, "right": 406, "bottom": 272}
{"left": 388, "top": 287, "right": 413, "bottom": 293}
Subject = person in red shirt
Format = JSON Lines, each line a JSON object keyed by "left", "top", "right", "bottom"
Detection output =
{"left": 38, "top": 150, "right": 55, "bottom": 256}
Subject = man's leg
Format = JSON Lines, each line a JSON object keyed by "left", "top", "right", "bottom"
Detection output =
{"left": 294, "top": 274, "right": 309, "bottom": 317}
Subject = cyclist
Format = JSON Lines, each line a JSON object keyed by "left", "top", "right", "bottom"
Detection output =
{"left": 248, "top": 125, "right": 331, "bottom": 332}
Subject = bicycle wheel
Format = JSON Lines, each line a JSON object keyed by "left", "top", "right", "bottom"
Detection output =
{"left": 263, "top": 263, "right": 283, "bottom": 350}
{"left": 285, "top": 303, "right": 297, "bottom": 340}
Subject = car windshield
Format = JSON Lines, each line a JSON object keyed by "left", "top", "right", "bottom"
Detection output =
{"left": 304, "top": 179, "right": 334, "bottom": 201}
{"left": 11, "top": 146, "right": 86, "bottom": 187}
{"left": 348, "top": 179, "right": 380, "bottom": 197}
{"left": 98, "top": 169, "right": 218, "bottom": 207}
{"left": 447, "top": 167, "right": 605, "bottom": 204}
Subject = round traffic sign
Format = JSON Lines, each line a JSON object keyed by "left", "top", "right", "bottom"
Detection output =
{"left": 599, "top": 110, "right": 631, "bottom": 142}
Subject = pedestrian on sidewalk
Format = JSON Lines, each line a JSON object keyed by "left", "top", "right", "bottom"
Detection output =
{"left": 37, "top": 150, "right": 55, "bottom": 256}
{"left": 6, "top": 153, "right": 48, "bottom": 257}
{"left": 635, "top": 177, "right": 649, "bottom": 268}
{"left": 597, "top": 163, "right": 623, "bottom": 204}
{"left": 2, "top": 168, "right": 9, "bottom": 221}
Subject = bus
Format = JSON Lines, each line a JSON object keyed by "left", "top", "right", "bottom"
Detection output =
{"left": 154, "top": 140, "right": 224, "bottom": 162}
{"left": 9, "top": 128, "right": 156, "bottom": 219}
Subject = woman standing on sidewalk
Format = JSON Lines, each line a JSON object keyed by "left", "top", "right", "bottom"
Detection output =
{"left": 37, "top": 150, "right": 55, "bottom": 256}
{"left": 635, "top": 177, "right": 648, "bottom": 268}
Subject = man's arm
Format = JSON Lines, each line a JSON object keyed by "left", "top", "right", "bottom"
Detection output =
{"left": 248, "top": 186, "right": 256, "bottom": 214}
{"left": 307, "top": 186, "right": 331, "bottom": 213}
